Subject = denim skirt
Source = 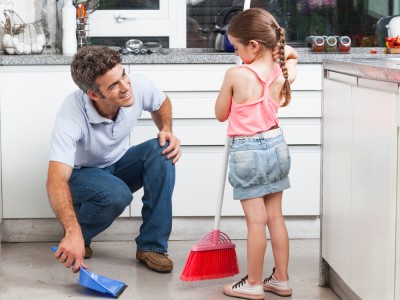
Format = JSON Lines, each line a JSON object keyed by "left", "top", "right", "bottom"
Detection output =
{"left": 228, "top": 128, "right": 291, "bottom": 200}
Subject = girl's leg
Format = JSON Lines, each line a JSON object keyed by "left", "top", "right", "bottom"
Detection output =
{"left": 241, "top": 197, "right": 268, "bottom": 286}
{"left": 264, "top": 191, "right": 289, "bottom": 280}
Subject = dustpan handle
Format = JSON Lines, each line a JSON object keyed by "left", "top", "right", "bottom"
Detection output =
{"left": 213, "top": 136, "right": 230, "bottom": 230}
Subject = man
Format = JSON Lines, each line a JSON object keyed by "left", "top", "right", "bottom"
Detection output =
{"left": 47, "top": 46, "right": 181, "bottom": 274}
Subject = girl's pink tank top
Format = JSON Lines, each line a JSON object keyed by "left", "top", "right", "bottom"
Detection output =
{"left": 227, "top": 63, "right": 282, "bottom": 137}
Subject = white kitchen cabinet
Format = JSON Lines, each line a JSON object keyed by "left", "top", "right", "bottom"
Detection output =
{"left": 322, "top": 71, "right": 399, "bottom": 300}
{"left": 0, "top": 63, "right": 322, "bottom": 220}
{"left": 0, "top": 65, "right": 130, "bottom": 218}
{"left": 0, "top": 140, "right": 2, "bottom": 226}
{"left": 130, "top": 64, "right": 322, "bottom": 217}
{"left": 350, "top": 80, "right": 398, "bottom": 300}
{"left": 0, "top": 66, "right": 76, "bottom": 218}
{"left": 322, "top": 73, "right": 355, "bottom": 285}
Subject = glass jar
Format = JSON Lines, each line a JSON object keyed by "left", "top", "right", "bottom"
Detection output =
{"left": 325, "top": 36, "right": 338, "bottom": 51}
{"left": 339, "top": 36, "right": 351, "bottom": 52}
{"left": 312, "top": 36, "right": 325, "bottom": 52}
{"left": 306, "top": 35, "right": 315, "bottom": 47}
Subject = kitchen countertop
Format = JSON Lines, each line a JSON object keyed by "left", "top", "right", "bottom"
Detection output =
{"left": 1, "top": 47, "right": 399, "bottom": 66}
{"left": 323, "top": 56, "right": 400, "bottom": 83}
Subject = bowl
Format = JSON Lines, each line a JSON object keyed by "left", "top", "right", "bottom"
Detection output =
{"left": 125, "top": 39, "right": 143, "bottom": 51}
{"left": 143, "top": 42, "right": 162, "bottom": 53}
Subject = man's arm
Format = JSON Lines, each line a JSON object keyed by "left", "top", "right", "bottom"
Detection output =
{"left": 46, "top": 161, "right": 87, "bottom": 273}
{"left": 151, "top": 96, "right": 181, "bottom": 164}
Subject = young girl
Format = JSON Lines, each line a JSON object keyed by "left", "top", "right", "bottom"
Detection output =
{"left": 215, "top": 8, "right": 298, "bottom": 300}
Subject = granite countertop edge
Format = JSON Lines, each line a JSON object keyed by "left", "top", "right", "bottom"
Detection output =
{"left": 0, "top": 47, "right": 397, "bottom": 66}
{"left": 2, "top": 47, "right": 400, "bottom": 83}
{"left": 323, "top": 56, "right": 400, "bottom": 84}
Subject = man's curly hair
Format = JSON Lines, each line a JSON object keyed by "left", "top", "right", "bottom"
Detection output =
{"left": 71, "top": 46, "right": 122, "bottom": 93}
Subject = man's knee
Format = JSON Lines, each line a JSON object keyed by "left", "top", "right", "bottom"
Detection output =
{"left": 103, "top": 187, "right": 133, "bottom": 214}
{"left": 147, "top": 139, "right": 175, "bottom": 169}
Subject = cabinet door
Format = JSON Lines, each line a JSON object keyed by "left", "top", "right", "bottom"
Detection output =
{"left": 0, "top": 67, "right": 76, "bottom": 218}
{"left": 350, "top": 80, "right": 398, "bottom": 300}
{"left": 0, "top": 66, "right": 130, "bottom": 218}
{"left": 322, "top": 74, "right": 355, "bottom": 285}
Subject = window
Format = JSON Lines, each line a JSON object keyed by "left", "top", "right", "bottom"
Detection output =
{"left": 186, "top": 0, "right": 400, "bottom": 48}
{"left": 97, "top": 0, "right": 160, "bottom": 10}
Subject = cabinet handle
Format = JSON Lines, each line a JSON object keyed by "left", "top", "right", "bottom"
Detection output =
{"left": 114, "top": 14, "right": 136, "bottom": 23}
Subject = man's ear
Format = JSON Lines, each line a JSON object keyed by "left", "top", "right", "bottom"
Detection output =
{"left": 87, "top": 90, "right": 100, "bottom": 102}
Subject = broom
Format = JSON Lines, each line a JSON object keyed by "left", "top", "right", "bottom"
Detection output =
{"left": 180, "top": 136, "right": 239, "bottom": 281}
{"left": 180, "top": 1, "right": 252, "bottom": 281}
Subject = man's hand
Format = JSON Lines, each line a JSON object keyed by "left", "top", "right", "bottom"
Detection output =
{"left": 47, "top": 161, "right": 88, "bottom": 273}
{"left": 158, "top": 131, "right": 182, "bottom": 164}
{"left": 54, "top": 228, "right": 87, "bottom": 273}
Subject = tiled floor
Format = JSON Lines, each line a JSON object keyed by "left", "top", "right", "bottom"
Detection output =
{"left": 0, "top": 239, "right": 339, "bottom": 300}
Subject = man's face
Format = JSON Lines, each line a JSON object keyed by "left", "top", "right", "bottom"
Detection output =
{"left": 91, "top": 64, "right": 134, "bottom": 108}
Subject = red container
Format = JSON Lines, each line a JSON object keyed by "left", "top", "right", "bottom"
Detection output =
{"left": 339, "top": 36, "right": 351, "bottom": 52}
{"left": 312, "top": 36, "right": 325, "bottom": 52}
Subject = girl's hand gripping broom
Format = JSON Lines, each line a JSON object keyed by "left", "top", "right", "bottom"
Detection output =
{"left": 180, "top": 137, "right": 239, "bottom": 281}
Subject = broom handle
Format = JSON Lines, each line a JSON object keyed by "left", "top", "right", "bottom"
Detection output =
{"left": 243, "top": 0, "right": 251, "bottom": 10}
{"left": 213, "top": 136, "right": 230, "bottom": 231}
{"left": 213, "top": 0, "right": 251, "bottom": 231}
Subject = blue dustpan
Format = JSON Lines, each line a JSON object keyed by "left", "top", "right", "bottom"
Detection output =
{"left": 51, "top": 246, "right": 127, "bottom": 298}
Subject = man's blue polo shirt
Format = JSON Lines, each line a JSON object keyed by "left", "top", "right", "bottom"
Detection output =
{"left": 49, "top": 73, "right": 166, "bottom": 168}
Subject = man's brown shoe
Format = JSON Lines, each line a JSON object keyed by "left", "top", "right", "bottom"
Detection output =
{"left": 84, "top": 246, "right": 93, "bottom": 259}
{"left": 136, "top": 250, "right": 173, "bottom": 273}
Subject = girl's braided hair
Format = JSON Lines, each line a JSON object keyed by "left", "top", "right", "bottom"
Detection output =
{"left": 228, "top": 8, "right": 291, "bottom": 106}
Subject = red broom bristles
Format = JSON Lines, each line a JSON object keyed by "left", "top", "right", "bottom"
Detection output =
{"left": 180, "top": 248, "right": 239, "bottom": 281}
{"left": 180, "top": 230, "right": 239, "bottom": 281}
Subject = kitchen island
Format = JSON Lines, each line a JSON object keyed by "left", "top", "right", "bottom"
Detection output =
{"left": 322, "top": 57, "right": 400, "bottom": 300}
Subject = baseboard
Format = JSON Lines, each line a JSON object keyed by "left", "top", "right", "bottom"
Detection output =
{"left": 324, "top": 261, "right": 361, "bottom": 300}
{"left": 1, "top": 216, "right": 320, "bottom": 242}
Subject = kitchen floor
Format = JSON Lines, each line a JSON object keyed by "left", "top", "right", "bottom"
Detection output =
{"left": 0, "top": 239, "right": 339, "bottom": 300}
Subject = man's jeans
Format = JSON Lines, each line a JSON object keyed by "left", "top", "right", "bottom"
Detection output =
{"left": 68, "top": 138, "right": 175, "bottom": 253}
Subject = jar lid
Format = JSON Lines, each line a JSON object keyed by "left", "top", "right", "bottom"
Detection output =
{"left": 314, "top": 36, "right": 325, "bottom": 47}
{"left": 326, "top": 36, "right": 337, "bottom": 47}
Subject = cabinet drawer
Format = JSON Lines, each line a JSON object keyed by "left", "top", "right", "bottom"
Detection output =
{"left": 221, "top": 146, "right": 321, "bottom": 216}
{"left": 291, "top": 64, "right": 322, "bottom": 91}
{"left": 131, "top": 64, "right": 232, "bottom": 91}
{"left": 278, "top": 91, "right": 321, "bottom": 118}
{"left": 130, "top": 118, "right": 321, "bottom": 146}
{"left": 131, "top": 64, "right": 322, "bottom": 92}
{"left": 131, "top": 145, "right": 320, "bottom": 216}
{"left": 140, "top": 90, "right": 321, "bottom": 119}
